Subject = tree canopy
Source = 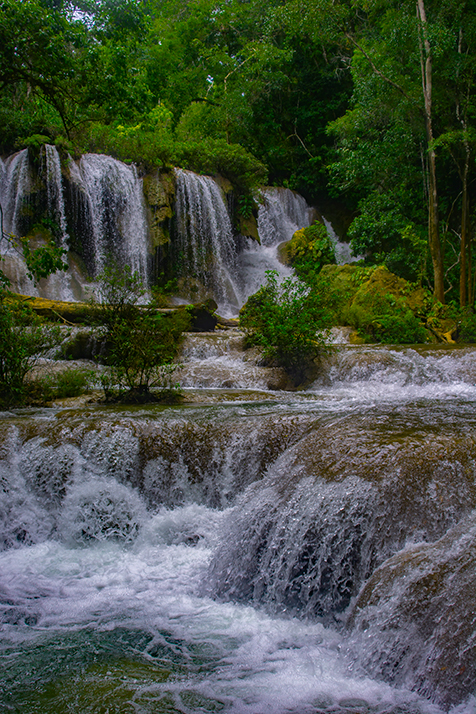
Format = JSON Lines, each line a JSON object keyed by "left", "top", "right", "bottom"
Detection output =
{"left": 0, "top": 0, "right": 475, "bottom": 306}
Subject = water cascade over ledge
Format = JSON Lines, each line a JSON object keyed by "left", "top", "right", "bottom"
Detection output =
{"left": 1, "top": 151, "right": 319, "bottom": 310}
{"left": 0, "top": 148, "right": 151, "bottom": 299}
{"left": 174, "top": 169, "right": 240, "bottom": 314}
{"left": 0, "top": 338, "right": 474, "bottom": 713}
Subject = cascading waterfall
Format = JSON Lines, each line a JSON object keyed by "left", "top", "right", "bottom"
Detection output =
{"left": 0, "top": 339, "right": 474, "bottom": 713}
{"left": 322, "top": 216, "right": 359, "bottom": 264}
{"left": 75, "top": 153, "right": 150, "bottom": 287}
{"left": 2, "top": 150, "right": 348, "bottom": 309}
{"left": 174, "top": 168, "right": 240, "bottom": 314}
{"left": 0, "top": 148, "right": 30, "bottom": 238}
{"left": 42, "top": 144, "right": 69, "bottom": 249}
{"left": 0, "top": 149, "right": 150, "bottom": 298}
{"left": 233, "top": 187, "right": 313, "bottom": 307}
{"left": 257, "top": 186, "right": 313, "bottom": 246}
{"left": 0, "top": 149, "right": 43, "bottom": 296}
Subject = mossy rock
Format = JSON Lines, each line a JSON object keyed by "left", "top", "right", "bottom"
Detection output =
{"left": 238, "top": 214, "right": 259, "bottom": 241}
{"left": 143, "top": 170, "right": 175, "bottom": 207}
{"left": 354, "top": 265, "right": 428, "bottom": 314}
{"left": 315, "top": 265, "right": 437, "bottom": 343}
{"left": 277, "top": 240, "right": 291, "bottom": 265}
{"left": 213, "top": 174, "right": 233, "bottom": 194}
{"left": 143, "top": 170, "right": 175, "bottom": 248}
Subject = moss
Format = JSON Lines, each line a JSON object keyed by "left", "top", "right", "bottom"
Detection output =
{"left": 312, "top": 265, "right": 433, "bottom": 344}
{"left": 286, "top": 221, "right": 336, "bottom": 280}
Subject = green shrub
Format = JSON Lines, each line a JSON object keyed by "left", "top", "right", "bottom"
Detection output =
{"left": 94, "top": 263, "right": 190, "bottom": 402}
{"left": 0, "top": 297, "right": 62, "bottom": 408}
{"left": 240, "top": 270, "right": 328, "bottom": 385}
{"left": 75, "top": 123, "right": 267, "bottom": 194}
{"left": 47, "top": 367, "right": 96, "bottom": 399}
{"left": 458, "top": 309, "right": 476, "bottom": 343}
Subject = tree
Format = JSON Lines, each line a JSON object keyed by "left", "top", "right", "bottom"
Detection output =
{"left": 240, "top": 270, "right": 328, "bottom": 385}
{"left": 0, "top": 298, "right": 62, "bottom": 407}
{"left": 300, "top": 0, "right": 476, "bottom": 303}
{"left": 95, "top": 263, "right": 190, "bottom": 402}
{"left": 0, "top": 0, "right": 87, "bottom": 136}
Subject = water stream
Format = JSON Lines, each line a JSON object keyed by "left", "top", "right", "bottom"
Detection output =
{"left": 0, "top": 336, "right": 474, "bottom": 713}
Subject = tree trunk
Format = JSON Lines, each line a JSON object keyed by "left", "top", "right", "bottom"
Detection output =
{"left": 460, "top": 152, "right": 470, "bottom": 307}
{"left": 417, "top": 0, "right": 445, "bottom": 303}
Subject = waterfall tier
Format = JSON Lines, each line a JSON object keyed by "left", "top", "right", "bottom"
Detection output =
{"left": 0, "top": 149, "right": 151, "bottom": 299}
{"left": 173, "top": 169, "right": 239, "bottom": 314}
{"left": 1, "top": 151, "right": 320, "bottom": 311}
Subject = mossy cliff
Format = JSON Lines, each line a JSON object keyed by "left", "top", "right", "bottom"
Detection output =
{"left": 142, "top": 170, "right": 175, "bottom": 250}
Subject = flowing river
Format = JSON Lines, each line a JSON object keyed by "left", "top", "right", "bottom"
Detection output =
{"left": 0, "top": 334, "right": 475, "bottom": 713}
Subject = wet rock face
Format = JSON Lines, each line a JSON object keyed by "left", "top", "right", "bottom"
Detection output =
{"left": 347, "top": 513, "right": 476, "bottom": 709}
{"left": 143, "top": 170, "right": 175, "bottom": 248}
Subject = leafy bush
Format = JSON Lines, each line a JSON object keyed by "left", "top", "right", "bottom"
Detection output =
{"left": 47, "top": 367, "right": 96, "bottom": 399}
{"left": 175, "top": 138, "right": 267, "bottom": 193}
{"left": 0, "top": 296, "right": 62, "bottom": 408}
{"left": 76, "top": 124, "right": 267, "bottom": 194}
{"left": 94, "top": 263, "right": 190, "bottom": 402}
{"left": 240, "top": 270, "right": 328, "bottom": 385}
{"left": 287, "top": 221, "right": 336, "bottom": 281}
{"left": 457, "top": 309, "right": 476, "bottom": 343}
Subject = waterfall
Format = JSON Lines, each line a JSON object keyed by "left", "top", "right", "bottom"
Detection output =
{"left": 322, "top": 216, "right": 360, "bottom": 264}
{"left": 42, "top": 144, "right": 69, "bottom": 249}
{"left": 172, "top": 178, "right": 316, "bottom": 315}
{"left": 174, "top": 169, "right": 239, "bottom": 314}
{"left": 0, "top": 149, "right": 42, "bottom": 296}
{"left": 0, "top": 149, "right": 30, "bottom": 238}
{"left": 233, "top": 187, "right": 312, "bottom": 307}
{"left": 75, "top": 153, "right": 150, "bottom": 287}
{"left": 257, "top": 187, "right": 313, "bottom": 246}
{"left": 0, "top": 150, "right": 150, "bottom": 299}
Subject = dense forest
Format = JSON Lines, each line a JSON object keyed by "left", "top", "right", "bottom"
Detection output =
{"left": 0, "top": 0, "right": 475, "bottom": 307}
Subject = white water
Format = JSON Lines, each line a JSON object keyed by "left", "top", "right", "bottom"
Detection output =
{"left": 0, "top": 149, "right": 151, "bottom": 298}
{"left": 0, "top": 149, "right": 30, "bottom": 237}
{"left": 76, "top": 153, "right": 150, "bottom": 287}
{"left": 0, "top": 340, "right": 474, "bottom": 713}
{"left": 174, "top": 169, "right": 240, "bottom": 314}
{"left": 233, "top": 188, "right": 312, "bottom": 307}
{"left": 322, "top": 216, "right": 360, "bottom": 265}
{"left": 43, "top": 145, "right": 69, "bottom": 249}
{"left": 1, "top": 152, "right": 341, "bottom": 311}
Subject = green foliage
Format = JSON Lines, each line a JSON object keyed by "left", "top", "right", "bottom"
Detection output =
{"left": 150, "top": 278, "right": 178, "bottom": 308}
{"left": 33, "top": 366, "right": 96, "bottom": 403}
{"left": 75, "top": 123, "right": 267, "bottom": 192}
{"left": 47, "top": 367, "right": 96, "bottom": 399}
{"left": 174, "top": 139, "right": 267, "bottom": 193}
{"left": 287, "top": 221, "right": 336, "bottom": 281}
{"left": 240, "top": 270, "right": 328, "bottom": 385}
{"left": 457, "top": 310, "right": 476, "bottom": 343}
{"left": 0, "top": 231, "right": 67, "bottom": 290}
{"left": 95, "top": 263, "right": 190, "bottom": 402}
{"left": 0, "top": 296, "right": 62, "bottom": 408}
{"left": 237, "top": 195, "right": 256, "bottom": 219}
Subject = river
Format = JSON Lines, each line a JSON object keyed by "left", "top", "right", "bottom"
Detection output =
{"left": 0, "top": 335, "right": 474, "bottom": 713}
